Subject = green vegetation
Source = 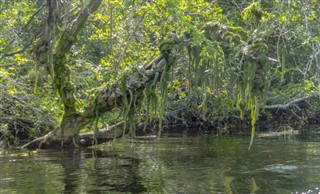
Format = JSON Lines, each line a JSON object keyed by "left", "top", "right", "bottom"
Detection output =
{"left": 1, "top": 0, "right": 320, "bottom": 149}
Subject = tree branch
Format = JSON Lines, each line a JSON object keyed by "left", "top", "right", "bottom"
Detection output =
{"left": 55, "top": 0, "right": 102, "bottom": 54}
{"left": 267, "top": 57, "right": 279, "bottom": 63}
{"left": 0, "top": 3, "right": 45, "bottom": 56}
{"left": 116, "top": 11, "right": 147, "bottom": 67}
{"left": 265, "top": 93, "right": 317, "bottom": 109}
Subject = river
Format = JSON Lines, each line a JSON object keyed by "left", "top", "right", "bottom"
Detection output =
{"left": 1, "top": 134, "right": 320, "bottom": 193}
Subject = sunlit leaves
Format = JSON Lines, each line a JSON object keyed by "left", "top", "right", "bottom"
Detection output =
{"left": 14, "top": 54, "right": 29, "bottom": 66}
{"left": 1, "top": 0, "right": 320, "bottom": 143}
{"left": 241, "top": 2, "right": 261, "bottom": 26}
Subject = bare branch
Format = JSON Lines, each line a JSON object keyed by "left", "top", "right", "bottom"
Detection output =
{"left": 3, "top": 22, "right": 43, "bottom": 57}
{"left": 267, "top": 57, "right": 279, "bottom": 63}
{"left": 116, "top": 11, "right": 147, "bottom": 67}
{"left": 3, "top": 40, "right": 35, "bottom": 57}
{"left": 0, "top": 3, "right": 45, "bottom": 56}
{"left": 265, "top": 93, "right": 317, "bottom": 109}
{"left": 10, "top": 3, "right": 45, "bottom": 45}
{"left": 0, "top": 63, "right": 16, "bottom": 67}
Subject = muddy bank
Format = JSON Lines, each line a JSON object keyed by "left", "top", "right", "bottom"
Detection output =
{"left": 2, "top": 106, "right": 320, "bottom": 148}
{"left": 136, "top": 108, "right": 320, "bottom": 136}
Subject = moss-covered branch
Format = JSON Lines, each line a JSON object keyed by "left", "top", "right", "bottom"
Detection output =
{"left": 22, "top": 40, "right": 177, "bottom": 149}
{"left": 28, "top": 0, "right": 103, "bottom": 141}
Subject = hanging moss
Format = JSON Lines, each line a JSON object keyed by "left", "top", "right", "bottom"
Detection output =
{"left": 222, "top": 26, "right": 248, "bottom": 42}
{"left": 236, "top": 41, "right": 269, "bottom": 149}
{"left": 248, "top": 96, "right": 258, "bottom": 150}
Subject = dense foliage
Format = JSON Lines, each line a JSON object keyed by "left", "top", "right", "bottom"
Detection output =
{"left": 1, "top": 0, "right": 320, "bottom": 146}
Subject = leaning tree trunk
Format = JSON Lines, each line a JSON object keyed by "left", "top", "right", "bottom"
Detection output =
{"left": 22, "top": 45, "right": 177, "bottom": 149}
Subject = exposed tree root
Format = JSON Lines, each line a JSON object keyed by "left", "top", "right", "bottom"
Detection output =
{"left": 21, "top": 121, "right": 125, "bottom": 150}
{"left": 20, "top": 130, "right": 57, "bottom": 150}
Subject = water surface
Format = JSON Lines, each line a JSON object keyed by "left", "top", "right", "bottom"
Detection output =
{"left": 1, "top": 134, "right": 320, "bottom": 193}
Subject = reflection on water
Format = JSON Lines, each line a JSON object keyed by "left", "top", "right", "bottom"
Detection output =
{"left": 1, "top": 134, "right": 320, "bottom": 193}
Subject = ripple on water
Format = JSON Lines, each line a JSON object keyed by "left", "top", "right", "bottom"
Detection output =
{"left": 264, "top": 164, "right": 298, "bottom": 173}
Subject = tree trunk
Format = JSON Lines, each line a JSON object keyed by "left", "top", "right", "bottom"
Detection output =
{"left": 23, "top": 0, "right": 102, "bottom": 149}
{"left": 22, "top": 0, "right": 178, "bottom": 149}
{"left": 22, "top": 49, "right": 176, "bottom": 149}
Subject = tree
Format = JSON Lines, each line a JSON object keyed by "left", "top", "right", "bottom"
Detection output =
{"left": 1, "top": 0, "right": 320, "bottom": 149}
{"left": 2, "top": 0, "right": 183, "bottom": 149}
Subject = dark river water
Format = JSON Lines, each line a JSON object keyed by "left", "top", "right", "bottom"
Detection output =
{"left": 1, "top": 134, "right": 320, "bottom": 193}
